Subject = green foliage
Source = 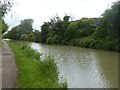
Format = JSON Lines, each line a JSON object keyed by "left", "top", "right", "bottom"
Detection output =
{"left": 33, "top": 30, "right": 41, "bottom": 42}
{"left": 5, "top": 25, "right": 41, "bottom": 43}
{"left": 17, "top": 19, "right": 33, "bottom": 39}
{"left": 92, "top": 1, "right": 120, "bottom": 51}
{"left": 41, "top": 22, "right": 49, "bottom": 43}
{"left": 75, "top": 18, "right": 96, "bottom": 38}
{"left": 97, "top": 1, "right": 119, "bottom": 39}
{"left": 46, "top": 34, "right": 60, "bottom": 44}
{"left": 4, "top": 19, "right": 39, "bottom": 41}
{"left": 3, "top": 19, "right": 35, "bottom": 42}
{"left": 40, "top": 1, "right": 119, "bottom": 52}
{"left": 0, "top": 0, "right": 12, "bottom": 34}
{"left": 20, "top": 44, "right": 40, "bottom": 60}
{"left": 0, "top": 19, "right": 8, "bottom": 34}
{"left": 41, "top": 15, "right": 71, "bottom": 44}
{"left": 63, "top": 21, "right": 78, "bottom": 42}
{"left": 0, "top": 0, "right": 13, "bottom": 19}
{"left": 0, "top": 0, "right": 12, "bottom": 41}
{"left": 8, "top": 41, "right": 67, "bottom": 88}
{"left": 5, "top": 26, "right": 17, "bottom": 39}
{"left": 5, "top": 1, "right": 119, "bottom": 52}
{"left": 41, "top": 16, "right": 96, "bottom": 45}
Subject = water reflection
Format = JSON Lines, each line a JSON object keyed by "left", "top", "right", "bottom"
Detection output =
{"left": 92, "top": 50, "right": 118, "bottom": 88}
{"left": 30, "top": 42, "right": 118, "bottom": 88}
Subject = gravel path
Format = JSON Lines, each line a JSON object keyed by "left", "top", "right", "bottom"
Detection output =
{"left": 2, "top": 42, "right": 17, "bottom": 88}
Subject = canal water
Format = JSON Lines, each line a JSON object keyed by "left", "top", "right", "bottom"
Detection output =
{"left": 29, "top": 42, "right": 118, "bottom": 88}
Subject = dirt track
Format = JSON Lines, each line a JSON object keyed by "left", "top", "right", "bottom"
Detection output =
{"left": 2, "top": 42, "right": 17, "bottom": 88}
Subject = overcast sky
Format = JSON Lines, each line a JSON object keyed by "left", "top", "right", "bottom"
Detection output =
{"left": 4, "top": 0, "right": 117, "bottom": 30}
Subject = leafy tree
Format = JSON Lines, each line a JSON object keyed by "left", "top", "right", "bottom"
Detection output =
{"left": 64, "top": 21, "right": 78, "bottom": 42}
{"left": 4, "top": 1, "right": 119, "bottom": 52}
{"left": 33, "top": 30, "right": 41, "bottom": 42}
{"left": 6, "top": 26, "right": 18, "bottom": 40}
{"left": 17, "top": 19, "right": 34, "bottom": 39}
{"left": 1, "top": 19, "right": 8, "bottom": 34}
{"left": 41, "top": 22, "right": 49, "bottom": 43}
{"left": 0, "top": 0, "right": 13, "bottom": 37}
{"left": 75, "top": 18, "right": 96, "bottom": 38}
{"left": 97, "top": 1, "right": 120, "bottom": 39}
{"left": 42, "top": 15, "right": 70, "bottom": 44}
{"left": 0, "top": 0, "right": 13, "bottom": 19}
{"left": 24, "top": 30, "right": 41, "bottom": 42}
{"left": 4, "top": 18, "right": 34, "bottom": 40}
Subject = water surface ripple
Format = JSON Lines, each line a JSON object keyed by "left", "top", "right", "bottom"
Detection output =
{"left": 30, "top": 43, "right": 118, "bottom": 88}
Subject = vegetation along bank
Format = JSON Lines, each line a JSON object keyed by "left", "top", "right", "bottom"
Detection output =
{"left": 4, "top": 1, "right": 120, "bottom": 52}
{"left": 8, "top": 41, "right": 67, "bottom": 88}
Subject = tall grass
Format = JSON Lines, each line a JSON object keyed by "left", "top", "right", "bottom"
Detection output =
{"left": 8, "top": 41, "right": 67, "bottom": 88}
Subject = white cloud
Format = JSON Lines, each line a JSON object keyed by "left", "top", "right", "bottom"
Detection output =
{"left": 4, "top": 0, "right": 117, "bottom": 30}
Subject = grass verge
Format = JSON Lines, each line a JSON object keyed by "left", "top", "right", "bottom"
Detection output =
{"left": 0, "top": 42, "right": 2, "bottom": 47}
{"left": 8, "top": 41, "right": 67, "bottom": 88}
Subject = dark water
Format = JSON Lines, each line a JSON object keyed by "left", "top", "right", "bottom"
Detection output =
{"left": 29, "top": 42, "right": 118, "bottom": 88}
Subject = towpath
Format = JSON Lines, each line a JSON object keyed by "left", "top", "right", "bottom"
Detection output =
{"left": 2, "top": 42, "right": 17, "bottom": 88}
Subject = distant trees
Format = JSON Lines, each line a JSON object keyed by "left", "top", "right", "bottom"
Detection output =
{"left": 5, "top": 1, "right": 120, "bottom": 51}
{"left": 4, "top": 18, "right": 42, "bottom": 42}
{"left": 17, "top": 19, "right": 34, "bottom": 39}
{"left": 41, "top": 15, "right": 96, "bottom": 45}
{"left": 6, "top": 26, "right": 18, "bottom": 40}
{"left": 41, "top": 15, "right": 70, "bottom": 44}
{"left": 5, "top": 19, "right": 34, "bottom": 40}
{"left": 33, "top": 30, "right": 41, "bottom": 42}
{"left": 41, "top": 22, "right": 49, "bottom": 43}
{"left": 40, "top": 1, "right": 119, "bottom": 51}
{"left": 74, "top": 18, "right": 96, "bottom": 38}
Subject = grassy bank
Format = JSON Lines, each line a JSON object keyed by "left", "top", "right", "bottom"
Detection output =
{"left": 8, "top": 41, "right": 67, "bottom": 88}
{"left": 0, "top": 42, "right": 2, "bottom": 47}
{"left": 0, "top": 40, "right": 3, "bottom": 47}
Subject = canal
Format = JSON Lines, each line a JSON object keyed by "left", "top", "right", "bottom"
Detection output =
{"left": 30, "top": 42, "right": 118, "bottom": 88}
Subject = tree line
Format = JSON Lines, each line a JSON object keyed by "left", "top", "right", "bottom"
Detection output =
{"left": 3, "top": 1, "right": 120, "bottom": 52}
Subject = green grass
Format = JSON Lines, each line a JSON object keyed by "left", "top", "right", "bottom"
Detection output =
{"left": 0, "top": 40, "right": 2, "bottom": 47}
{"left": 8, "top": 41, "right": 67, "bottom": 88}
{"left": 0, "top": 42, "right": 2, "bottom": 47}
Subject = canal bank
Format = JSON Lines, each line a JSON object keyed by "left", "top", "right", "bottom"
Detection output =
{"left": 8, "top": 41, "right": 67, "bottom": 88}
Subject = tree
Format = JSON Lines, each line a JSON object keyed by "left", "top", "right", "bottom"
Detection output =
{"left": 0, "top": 0, "right": 13, "bottom": 19}
{"left": 1, "top": 19, "right": 8, "bottom": 34}
{"left": 64, "top": 21, "right": 78, "bottom": 42}
{"left": 41, "top": 22, "right": 49, "bottom": 43}
{"left": 6, "top": 26, "right": 18, "bottom": 40}
{"left": 0, "top": 0, "right": 13, "bottom": 36}
{"left": 4, "top": 18, "right": 34, "bottom": 40}
{"left": 17, "top": 19, "right": 34, "bottom": 39}
{"left": 97, "top": 1, "right": 120, "bottom": 39}
{"left": 33, "top": 30, "right": 41, "bottom": 42}
{"left": 75, "top": 18, "right": 96, "bottom": 38}
{"left": 44, "top": 15, "right": 71, "bottom": 44}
